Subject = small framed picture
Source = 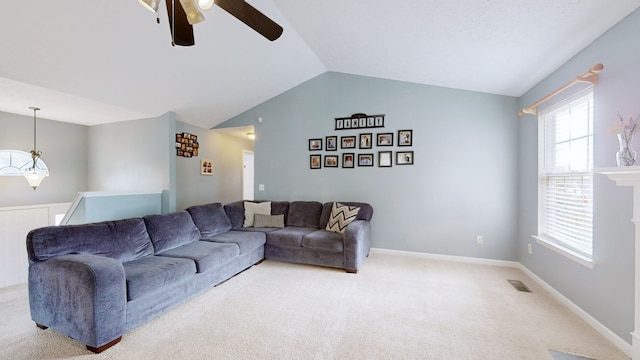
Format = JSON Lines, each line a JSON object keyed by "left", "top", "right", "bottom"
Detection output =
{"left": 309, "top": 138, "right": 322, "bottom": 151}
{"left": 398, "top": 130, "right": 413, "bottom": 146}
{"left": 336, "top": 119, "right": 344, "bottom": 130}
{"left": 396, "top": 151, "right": 414, "bottom": 165}
{"left": 375, "top": 116, "right": 384, "bottom": 127}
{"left": 351, "top": 118, "right": 359, "bottom": 128}
{"left": 326, "top": 136, "right": 337, "bottom": 151}
{"left": 377, "top": 133, "right": 394, "bottom": 146}
{"left": 378, "top": 151, "right": 392, "bottom": 167}
{"left": 310, "top": 154, "right": 322, "bottom": 169}
{"left": 201, "top": 159, "right": 213, "bottom": 175}
{"left": 344, "top": 119, "right": 351, "bottom": 129}
{"left": 359, "top": 133, "right": 372, "bottom": 149}
{"left": 358, "top": 154, "right": 374, "bottom": 167}
{"left": 324, "top": 155, "right": 339, "bottom": 167}
{"left": 342, "top": 153, "right": 355, "bottom": 168}
{"left": 359, "top": 118, "right": 367, "bottom": 128}
{"left": 341, "top": 136, "right": 356, "bottom": 149}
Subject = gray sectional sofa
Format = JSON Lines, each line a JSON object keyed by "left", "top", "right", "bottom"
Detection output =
{"left": 26, "top": 200, "right": 373, "bottom": 353}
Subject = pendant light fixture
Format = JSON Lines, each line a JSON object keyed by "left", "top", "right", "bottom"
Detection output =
{"left": 23, "top": 107, "right": 49, "bottom": 190}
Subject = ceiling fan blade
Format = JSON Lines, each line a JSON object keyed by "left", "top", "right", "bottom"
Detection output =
{"left": 214, "top": 0, "right": 283, "bottom": 41}
{"left": 166, "top": 0, "right": 195, "bottom": 46}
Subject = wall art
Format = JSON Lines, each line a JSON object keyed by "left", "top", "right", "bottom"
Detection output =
{"left": 176, "top": 132, "right": 199, "bottom": 157}
{"left": 396, "top": 151, "right": 414, "bottom": 165}
{"left": 310, "top": 154, "right": 322, "bottom": 169}
{"left": 325, "top": 155, "right": 339, "bottom": 167}
{"left": 378, "top": 151, "right": 392, "bottom": 167}
{"left": 358, "top": 154, "right": 374, "bottom": 167}
{"left": 309, "top": 138, "right": 322, "bottom": 151}
{"left": 335, "top": 113, "right": 385, "bottom": 130}
{"left": 201, "top": 159, "right": 213, "bottom": 175}
{"left": 398, "top": 130, "right": 413, "bottom": 146}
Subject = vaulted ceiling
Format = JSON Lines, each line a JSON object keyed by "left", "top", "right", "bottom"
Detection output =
{"left": 0, "top": 1, "right": 638, "bottom": 128}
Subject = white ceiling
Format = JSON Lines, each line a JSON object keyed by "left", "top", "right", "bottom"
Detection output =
{"left": 0, "top": 1, "right": 638, "bottom": 128}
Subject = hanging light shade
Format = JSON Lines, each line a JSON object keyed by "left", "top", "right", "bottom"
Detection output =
{"left": 179, "top": 0, "right": 205, "bottom": 24}
{"left": 23, "top": 107, "right": 49, "bottom": 190}
{"left": 138, "top": 0, "right": 161, "bottom": 13}
{"left": 198, "top": 0, "right": 214, "bottom": 10}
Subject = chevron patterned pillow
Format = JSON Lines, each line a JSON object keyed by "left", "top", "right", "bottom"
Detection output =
{"left": 326, "top": 202, "right": 361, "bottom": 234}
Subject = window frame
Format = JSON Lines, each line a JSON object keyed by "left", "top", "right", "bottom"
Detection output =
{"left": 535, "top": 89, "right": 595, "bottom": 269}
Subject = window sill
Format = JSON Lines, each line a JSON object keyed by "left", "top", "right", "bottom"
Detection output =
{"left": 532, "top": 235, "right": 596, "bottom": 269}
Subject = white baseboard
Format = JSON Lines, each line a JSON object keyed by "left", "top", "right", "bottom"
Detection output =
{"left": 518, "top": 264, "right": 633, "bottom": 358}
{"left": 370, "top": 248, "right": 520, "bottom": 268}
{"left": 370, "top": 248, "right": 633, "bottom": 358}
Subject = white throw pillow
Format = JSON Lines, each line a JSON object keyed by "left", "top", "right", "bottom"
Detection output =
{"left": 243, "top": 201, "right": 271, "bottom": 227}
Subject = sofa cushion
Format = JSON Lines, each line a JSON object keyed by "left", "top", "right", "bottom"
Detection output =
{"left": 123, "top": 256, "right": 196, "bottom": 301}
{"left": 286, "top": 201, "right": 323, "bottom": 228}
{"left": 208, "top": 230, "right": 266, "bottom": 254}
{"left": 253, "top": 214, "right": 285, "bottom": 228}
{"left": 325, "top": 202, "right": 361, "bottom": 234}
{"left": 144, "top": 211, "right": 201, "bottom": 254}
{"left": 157, "top": 241, "right": 239, "bottom": 273}
{"left": 319, "top": 201, "right": 374, "bottom": 229}
{"left": 186, "top": 203, "right": 232, "bottom": 239}
{"left": 224, "top": 203, "right": 245, "bottom": 229}
{"left": 27, "top": 218, "right": 154, "bottom": 263}
{"left": 266, "top": 227, "right": 317, "bottom": 247}
{"left": 243, "top": 201, "right": 271, "bottom": 227}
{"left": 302, "top": 230, "right": 344, "bottom": 252}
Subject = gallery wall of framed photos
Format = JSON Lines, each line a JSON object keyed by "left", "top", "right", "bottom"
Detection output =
{"left": 308, "top": 113, "right": 414, "bottom": 169}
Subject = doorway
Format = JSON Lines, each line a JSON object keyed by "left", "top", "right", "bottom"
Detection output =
{"left": 242, "top": 150, "right": 254, "bottom": 201}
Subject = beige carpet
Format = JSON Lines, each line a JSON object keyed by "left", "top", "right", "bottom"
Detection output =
{"left": 0, "top": 252, "right": 630, "bottom": 360}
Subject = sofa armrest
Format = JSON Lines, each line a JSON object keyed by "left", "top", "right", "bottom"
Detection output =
{"left": 28, "top": 254, "right": 127, "bottom": 348}
{"left": 343, "top": 220, "right": 371, "bottom": 272}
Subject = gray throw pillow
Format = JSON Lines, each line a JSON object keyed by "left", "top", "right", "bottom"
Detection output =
{"left": 253, "top": 214, "right": 285, "bottom": 228}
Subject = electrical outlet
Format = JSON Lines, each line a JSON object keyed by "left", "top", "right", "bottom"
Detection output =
{"left": 476, "top": 235, "right": 484, "bottom": 245}
{"left": 527, "top": 243, "right": 532, "bottom": 254}
{"left": 258, "top": 184, "right": 265, "bottom": 191}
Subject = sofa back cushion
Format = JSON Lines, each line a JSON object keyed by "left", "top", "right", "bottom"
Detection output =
{"left": 224, "top": 201, "right": 290, "bottom": 229}
{"left": 186, "top": 203, "right": 232, "bottom": 239}
{"left": 26, "top": 218, "right": 154, "bottom": 263}
{"left": 144, "top": 211, "right": 201, "bottom": 253}
{"left": 287, "top": 201, "right": 323, "bottom": 228}
{"left": 319, "top": 202, "right": 374, "bottom": 229}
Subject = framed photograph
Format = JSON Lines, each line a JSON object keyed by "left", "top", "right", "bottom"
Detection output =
{"left": 396, "top": 151, "right": 414, "bottom": 165}
{"left": 326, "top": 136, "right": 337, "bottom": 151}
{"left": 324, "top": 155, "right": 339, "bottom": 167}
{"left": 377, "top": 133, "right": 394, "bottom": 146}
{"left": 310, "top": 155, "right": 322, "bottom": 169}
{"left": 398, "top": 130, "right": 413, "bottom": 146}
{"left": 358, "top": 154, "right": 374, "bottom": 167}
{"left": 342, "top": 153, "right": 355, "bottom": 168}
{"left": 359, "top": 133, "right": 373, "bottom": 149}
{"left": 341, "top": 136, "right": 356, "bottom": 149}
{"left": 201, "top": 159, "right": 213, "bottom": 175}
{"left": 375, "top": 116, "right": 384, "bottom": 127}
{"left": 378, "top": 151, "right": 392, "bottom": 167}
{"left": 309, "top": 138, "right": 322, "bottom": 151}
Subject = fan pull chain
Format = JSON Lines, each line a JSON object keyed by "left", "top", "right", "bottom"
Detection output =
{"left": 171, "top": 0, "right": 176, "bottom": 46}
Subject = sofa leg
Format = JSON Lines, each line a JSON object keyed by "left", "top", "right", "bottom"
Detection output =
{"left": 35, "top": 323, "right": 48, "bottom": 330}
{"left": 86, "top": 337, "right": 122, "bottom": 353}
{"left": 346, "top": 269, "right": 357, "bottom": 274}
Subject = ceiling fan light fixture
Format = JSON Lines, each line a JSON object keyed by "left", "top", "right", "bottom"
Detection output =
{"left": 198, "top": 0, "right": 214, "bottom": 11}
{"left": 179, "top": 0, "right": 205, "bottom": 25}
{"left": 138, "top": 0, "right": 161, "bottom": 13}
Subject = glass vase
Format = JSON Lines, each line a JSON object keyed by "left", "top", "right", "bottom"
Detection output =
{"left": 617, "top": 133, "right": 637, "bottom": 167}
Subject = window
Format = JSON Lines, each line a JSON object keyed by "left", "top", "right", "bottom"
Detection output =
{"left": 0, "top": 149, "right": 49, "bottom": 175}
{"left": 537, "top": 90, "right": 594, "bottom": 264}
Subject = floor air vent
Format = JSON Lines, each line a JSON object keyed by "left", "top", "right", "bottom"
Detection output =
{"left": 508, "top": 279, "right": 532, "bottom": 293}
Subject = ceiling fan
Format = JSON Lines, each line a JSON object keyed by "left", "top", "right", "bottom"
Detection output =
{"left": 138, "top": 0, "right": 283, "bottom": 46}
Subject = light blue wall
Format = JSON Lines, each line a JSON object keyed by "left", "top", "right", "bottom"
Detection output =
{"left": 66, "top": 192, "right": 163, "bottom": 224}
{"left": 518, "top": 9, "right": 640, "bottom": 343}
{"left": 175, "top": 122, "right": 254, "bottom": 210}
{"left": 0, "top": 111, "right": 88, "bottom": 207}
{"left": 219, "top": 72, "right": 519, "bottom": 260}
{"left": 87, "top": 112, "right": 177, "bottom": 212}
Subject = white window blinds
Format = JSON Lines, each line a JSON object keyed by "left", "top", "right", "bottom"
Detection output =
{"left": 539, "top": 90, "right": 593, "bottom": 257}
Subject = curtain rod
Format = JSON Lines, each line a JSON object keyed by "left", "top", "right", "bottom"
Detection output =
{"left": 518, "top": 63, "right": 604, "bottom": 116}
